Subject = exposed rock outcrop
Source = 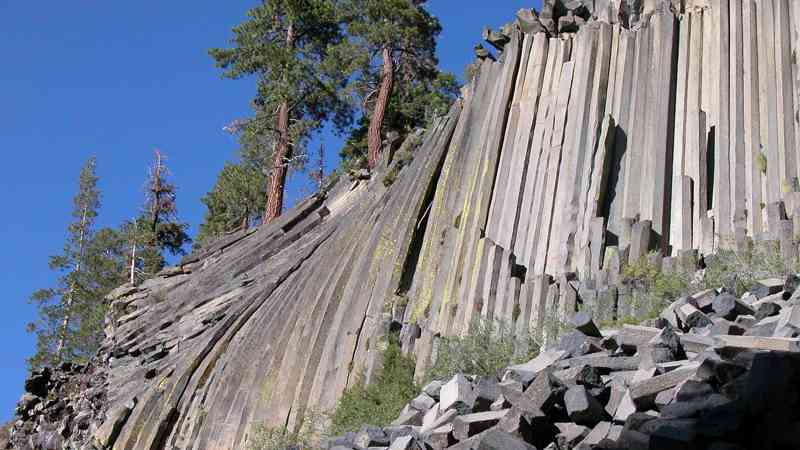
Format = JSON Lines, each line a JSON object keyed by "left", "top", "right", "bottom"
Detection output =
{"left": 11, "top": 0, "right": 800, "bottom": 448}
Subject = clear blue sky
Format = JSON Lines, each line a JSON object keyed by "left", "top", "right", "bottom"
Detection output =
{"left": 0, "top": 0, "right": 538, "bottom": 421}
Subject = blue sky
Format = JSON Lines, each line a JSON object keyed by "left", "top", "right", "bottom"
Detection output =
{"left": 0, "top": 0, "right": 537, "bottom": 421}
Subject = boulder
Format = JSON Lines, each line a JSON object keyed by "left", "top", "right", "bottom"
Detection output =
{"left": 571, "top": 311, "right": 602, "bottom": 338}
{"left": 564, "top": 385, "right": 607, "bottom": 426}
{"left": 440, "top": 374, "right": 477, "bottom": 413}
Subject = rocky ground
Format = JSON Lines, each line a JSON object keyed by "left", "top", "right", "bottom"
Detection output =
{"left": 7, "top": 362, "right": 107, "bottom": 450}
{"left": 322, "top": 277, "right": 800, "bottom": 450}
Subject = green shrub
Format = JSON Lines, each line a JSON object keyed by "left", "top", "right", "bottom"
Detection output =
{"left": 382, "top": 132, "right": 421, "bottom": 187}
{"left": 703, "top": 239, "right": 793, "bottom": 296}
{"left": 328, "top": 337, "right": 418, "bottom": 436}
{"left": 247, "top": 413, "right": 319, "bottom": 450}
{"left": 620, "top": 252, "right": 693, "bottom": 323}
{"left": 426, "top": 319, "right": 539, "bottom": 383}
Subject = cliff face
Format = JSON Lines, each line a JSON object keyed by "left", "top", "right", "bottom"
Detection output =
{"left": 12, "top": 0, "right": 800, "bottom": 448}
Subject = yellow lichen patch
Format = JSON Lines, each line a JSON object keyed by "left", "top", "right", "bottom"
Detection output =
{"left": 260, "top": 371, "right": 277, "bottom": 403}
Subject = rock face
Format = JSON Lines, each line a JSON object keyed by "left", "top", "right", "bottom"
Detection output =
{"left": 11, "top": 0, "right": 800, "bottom": 448}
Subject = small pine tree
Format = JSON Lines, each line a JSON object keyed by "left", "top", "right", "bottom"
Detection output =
{"left": 124, "top": 151, "right": 191, "bottom": 284}
{"left": 196, "top": 161, "right": 267, "bottom": 249}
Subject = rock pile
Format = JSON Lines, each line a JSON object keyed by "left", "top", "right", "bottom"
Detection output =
{"left": 8, "top": 363, "right": 107, "bottom": 450}
{"left": 322, "top": 277, "right": 800, "bottom": 450}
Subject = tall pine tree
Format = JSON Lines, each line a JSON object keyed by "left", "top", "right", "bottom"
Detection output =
{"left": 210, "top": 0, "right": 352, "bottom": 223}
{"left": 337, "top": 0, "right": 459, "bottom": 169}
{"left": 27, "top": 158, "right": 127, "bottom": 368}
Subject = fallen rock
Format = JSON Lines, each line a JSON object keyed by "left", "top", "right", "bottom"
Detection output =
{"left": 564, "top": 385, "right": 606, "bottom": 426}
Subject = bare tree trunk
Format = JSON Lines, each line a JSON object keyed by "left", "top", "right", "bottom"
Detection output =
{"left": 150, "top": 150, "right": 163, "bottom": 234}
{"left": 56, "top": 207, "right": 88, "bottom": 360}
{"left": 129, "top": 219, "right": 138, "bottom": 285}
{"left": 240, "top": 206, "right": 249, "bottom": 232}
{"left": 368, "top": 47, "right": 395, "bottom": 170}
{"left": 264, "top": 23, "right": 295, "bottom": 224}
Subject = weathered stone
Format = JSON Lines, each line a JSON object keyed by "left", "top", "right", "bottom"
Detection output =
{"left": 516, "top": 9, "right": 548, "bottom": 34}
{"left": 639, "top": 324, "right": 686, "bottom": 370}
{"left": 354, "top": 426, "right": 389, "bottom": 448}
{"left": 392, "top": 408, "right": 423, "bottom": 427}
{"left": 676, "top": 303, "right": 712, "bottom": 330}
{"left": 518, "top": 371, "right": 564, "bottom": 419}
{"left": 440, "top": 374, "right": 478, "bottom": 413}
{"left": 571, "top": 310, "right": 602, "bottom": 338}
{"left": 483, "top": 27, "right": 511, "bottom": 50}
{"left": 750, "top": 278, "right": 785, "bottom": 298}
{"left": 388, "top": 435, "right": 414, "bottom": 450}
{"left": 423, "top": 380, "right": 444, "bottom": 399}
{"left": 716, "top": 334, "right": 800, "bottom": 352}
{"left": 556, "top": 422, "right": 590, "bottom": 448}
{"left": 504, "top": 350, "right": 567, "bottom": 385}
{"left": 629, "top": 364, "right": 699, "bottom": 409}
{"left": 410, "top": 393, "right": 436, "bottom": 412}
{"left": 472, "top": 428, "right": 537, "bottom": 450}
{"left": 564, "top": 385, "right": 607, "bottom": 426}
{"left": 452, "top": 410, "right": 509, "bottom": 441}
{"left": 711, "top": 293, "right": 755, "bottom": 321}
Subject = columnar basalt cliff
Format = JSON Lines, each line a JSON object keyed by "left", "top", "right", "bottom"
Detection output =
{"left": 11, "top": 0, "right": 800, "bottom": 448}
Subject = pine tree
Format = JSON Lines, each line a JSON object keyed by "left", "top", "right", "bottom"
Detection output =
{"left": 337, "top": 0, "right": 459, "bottom": 169}
{"left": 27, "top": 158, "right": 127, "bottom": 368}
{"left": 196, "top": 161, "right": 267, "bottom": 249}
{"left": 210, "top": 0, "right": 352, "bottom": 224}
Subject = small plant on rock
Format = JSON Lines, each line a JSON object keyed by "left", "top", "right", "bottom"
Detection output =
{"left": 248, "top": 413, "right": 319, "bottom": 450}
{"left": 328, "top": 336, "right": 417, "bottom": 436}
{"left": 426, "top": 319, "right": 538, "bottom": 383}
{"left": 621, "top": 253, "right": 693, "bottom": 322}
{"left": 703, "top": 239, "right": 795, "bottom": 296}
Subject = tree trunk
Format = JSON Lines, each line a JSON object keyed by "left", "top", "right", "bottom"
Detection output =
{"left": 368, "top": 46, "right": 395, "bottom": 170}
{"left": 263, "top": 23, "right": 295, "bottom": 224}
{"left": 56, "top": 207, "right": 88, "bottom": 360}
{"left": 264, "top": 101, "right": 291, "bottom": 224}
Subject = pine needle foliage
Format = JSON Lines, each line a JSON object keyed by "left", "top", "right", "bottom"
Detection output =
{"left": 27, "top": 158, "right": 128, "bottom": 369}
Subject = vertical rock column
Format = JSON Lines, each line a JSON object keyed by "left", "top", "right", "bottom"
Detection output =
{"left": 605, "top": 30, "right": 635, "bottom": 241}
{"left": 757, "top": 0, "right": 781, "bottom": 208}
{"left": 686, "top": 10, "right": 708, "bottom": 250}
{"left": 713, "top": 0, "right": 732, "bottom": 241}
{"left": 774, "top": 0, "right": 798, "bottom": 199}
{"left": 574, "top": 23, "right": 614, "bottom": 276}
{"left": 729, "top": 0, "right": 748, "bottom": 236}
{"left": 742, "top": 0, "right": 764, "bottom": 236}
{"left": 622, "top": 23, "right": 653, "bottom": 221}
{"left": 549, "top": 26, "right": 600, "bottom": 274}
{"left": 670, "top": 12, "right": 694, "bottom": 251}
{"left": 640, "top": 12, "right": 677, "bottom": 248}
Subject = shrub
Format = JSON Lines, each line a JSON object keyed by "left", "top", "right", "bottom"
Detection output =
{"left": 247, "top": 413, "right": 319, "bottom": 450}
{"left": 703, "top": 239, "right": 794, "bottom": 296}
{"left": 328, "top": 337, "right": 418, "bottom": 436}
{"left": 426, "top": 319, "right": 539, "bottom": 383}
{"left": 620, "top": 252, "right": 693, "bottom": 322}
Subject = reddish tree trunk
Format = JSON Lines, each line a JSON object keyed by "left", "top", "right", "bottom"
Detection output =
{"left": 264, "top": 101, "right": 290, "bottom": 224}
{"left": 367, "top": 47, "right": 395, "bottom": 170}
{"left": 264, "top": 23, "right": 295, "bottom": 224}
